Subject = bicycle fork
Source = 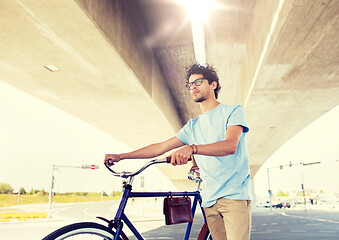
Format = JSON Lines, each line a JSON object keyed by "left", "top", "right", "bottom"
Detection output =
{"left": 112, "top": 184, "right": 133, "bottom": 240}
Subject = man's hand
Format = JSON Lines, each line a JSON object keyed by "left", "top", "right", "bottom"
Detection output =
{"left": 104, "top": 154, "right": 122, "bottom": 166}
{"left": 168, "top": 145, "right": 193, "bottom": 166}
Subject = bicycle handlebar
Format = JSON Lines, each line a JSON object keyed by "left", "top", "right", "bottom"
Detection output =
{"left": 104, "top": 156, "right": 191, "bottom": 178}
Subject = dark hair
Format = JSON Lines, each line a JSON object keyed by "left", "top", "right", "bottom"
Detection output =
{"left": 185, "top": 63, "right": 221, "bottom": 99}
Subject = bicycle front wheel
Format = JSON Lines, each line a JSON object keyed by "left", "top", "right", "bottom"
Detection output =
{"left": 197, "top": 222, "right": 212, "bottom": 240}
{"left": 42, "top": 222, "right": 127, "bottom": 240}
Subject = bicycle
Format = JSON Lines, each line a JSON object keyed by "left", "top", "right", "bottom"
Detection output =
{"left": 42, "top": 157, "right": 212, "bottom": 240}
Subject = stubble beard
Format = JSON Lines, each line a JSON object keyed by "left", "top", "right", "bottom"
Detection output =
{"left": 193, "top": 95, "right": 205, "bottom": 103}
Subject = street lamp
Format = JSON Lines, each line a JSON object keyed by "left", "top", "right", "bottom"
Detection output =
{"left": 266, "top": 162, "right": 292, "bottom": 211}
{"left": 267, "top": 168, "right": 273, "bottom": 211}
{"left": 300, "top": 161, "right": 321, "bottom": 212}
{"left": 266, "top": 161, "right": 321, "bottom": 212}
{"left": 47, "top": 164, "right": 99, "bottom": 219}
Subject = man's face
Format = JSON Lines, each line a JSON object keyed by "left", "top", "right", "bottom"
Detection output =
{"left": 187, "top": 74, "right": 215, "bottom": 102}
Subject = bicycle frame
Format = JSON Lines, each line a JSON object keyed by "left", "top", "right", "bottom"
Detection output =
{"left": 112, "top": 183, "right": 206, "bottom": 240}
{"left": 42, "top": 160, "right": 209, "bottom": 240}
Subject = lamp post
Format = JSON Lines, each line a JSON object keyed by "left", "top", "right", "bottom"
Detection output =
{"left": 300, "top": 161, "right": 321, "bottom": 212}
{"left": 47, "top": 164, "right": 99, "bottom": 219}
{"left": 47, "top": 165, "right": 56, "bottom": 219}
{"left": 267, "top": 168, "right": 272, "bottom": 211}
{"left": 266, "top": 161, "right": 321, "bottom": 213}
{"left": 266, "top": 163, "right": 288, "bottom": 211}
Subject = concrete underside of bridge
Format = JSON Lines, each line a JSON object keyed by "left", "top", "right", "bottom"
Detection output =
{"left": 1, "top": 0, "right": 338, "bottom": 190}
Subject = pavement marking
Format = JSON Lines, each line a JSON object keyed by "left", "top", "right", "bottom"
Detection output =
{"left": 279, "top": 212, "right": 339, "bottom": 224}
{"left": 291, "top": 230, "right": 306, "bottom": 232}
{"left": 141, "top": 238, "right": 171, "bottom": 240}
{"left": 83, "top": 207, "right": 97, "bottom": 217}
{"left": 51, "top": 206, "right": 73, "bottom": 218}
{"left": 266, "top": 230, "right": 281, "bottom": 232}
{"left": 319, "top": 231, "right": 336, "bottom": 233}
{"left": 151, "top": 237, "right": 172, "bottom": 239}
{"left": 306, "top": 223, "right": 323, "bottom": 226}
{"left": 252, "top": 229, "right": 281, "bottom": 234}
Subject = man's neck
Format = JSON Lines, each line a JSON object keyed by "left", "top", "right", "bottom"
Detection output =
{"left": 199, "top": 99, "right": 220, "bottom": 113}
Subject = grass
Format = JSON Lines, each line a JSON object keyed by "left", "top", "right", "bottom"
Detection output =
{"left": 0, "top": 193, "right": 122, "bottom": 208}
{"left": 0, "top": 212, "right": 47, "bottom": 222}
{"left": 0, "top": 193, "right": 122, "bottom": 221}
{"left": 0, "top": 194, "right": 48, "bottom": 208}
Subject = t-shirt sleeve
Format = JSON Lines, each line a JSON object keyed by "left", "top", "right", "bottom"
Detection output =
{"left": 227, "top": 105, "right": 249, "bottom": 133}
{"left": 176, "top": 121, "right": 191, "bottom": 145}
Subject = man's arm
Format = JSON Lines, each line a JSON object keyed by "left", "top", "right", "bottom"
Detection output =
{"left": 170, "top": 125, "right": 244, "bottom": 163}
{"left": 104, "top": 136, "right": 185, "bottom": 166}
{"left": 195, "top": 125, "right": 244, "bottom": 156}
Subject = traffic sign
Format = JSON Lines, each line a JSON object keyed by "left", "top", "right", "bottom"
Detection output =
{"left": 82, "top": 164, "right": 99, "bottom": 169}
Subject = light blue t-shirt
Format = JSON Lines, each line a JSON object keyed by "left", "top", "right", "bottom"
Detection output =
{"left": 176, "top": 103, "right": 252, "bottom": 207}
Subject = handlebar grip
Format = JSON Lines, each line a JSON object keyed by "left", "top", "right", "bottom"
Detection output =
{"left": 166, "top": 156, "right": 171, "bottom": 163}
{"left": 166, "top": 156, "right": 192, "bottom": 163}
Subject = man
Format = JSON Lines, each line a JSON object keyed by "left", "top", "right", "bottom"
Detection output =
{"left": 105, "top": 63, "right": 252, "bottom": 240}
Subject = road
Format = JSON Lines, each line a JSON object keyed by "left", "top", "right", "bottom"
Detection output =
{"left": 251, "top": 208, "right": 339, "bottom": 240}
{"left": 0, "top": 200, "right": 338, "bottom": 239}
{"left": 127, "top": 207, "right": 339, "bottom": 240}
{"left": 0, "top": 199, "right": 165, "bottom": 239}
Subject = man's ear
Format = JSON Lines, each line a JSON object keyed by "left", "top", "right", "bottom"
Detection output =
{"left": 212, "top": 81, "right": 217, "bottom": 90}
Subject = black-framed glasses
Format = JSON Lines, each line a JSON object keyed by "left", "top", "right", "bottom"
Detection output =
{"left": 186, "top": 77, "right": 204, "bottom": 90}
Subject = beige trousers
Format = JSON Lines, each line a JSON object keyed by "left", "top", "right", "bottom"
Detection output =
{"left": 204, "top": 198, "right": 252, "bottom": 240}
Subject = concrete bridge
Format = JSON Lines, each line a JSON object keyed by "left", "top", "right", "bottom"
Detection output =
{"left": 1, "top": 0, "right": 338, "bottom": 189}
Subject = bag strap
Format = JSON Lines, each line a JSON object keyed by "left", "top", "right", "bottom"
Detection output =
{"left": 168, "top": 191, "right": 189, "bottom": 199}
{"left": 167, "top": 191, "right": 173, "bottom": 200}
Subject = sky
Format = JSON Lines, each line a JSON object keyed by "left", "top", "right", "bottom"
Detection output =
{"left": 0, "top": 81, "right": 176, "bottom": 194}
{"left": 254, "top": 104, "right": 339, "bottom": 198}
{"left": 0, "top": 80, "right": 338, "bottom": 197}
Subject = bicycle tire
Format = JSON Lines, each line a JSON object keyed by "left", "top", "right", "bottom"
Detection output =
{"left": 42, "top": 222, "right": 129, "bottom": 240}
{"left": 197, "top": 222, "right": 212, "bottom": 240}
